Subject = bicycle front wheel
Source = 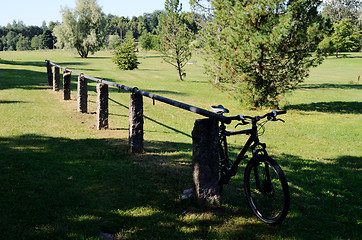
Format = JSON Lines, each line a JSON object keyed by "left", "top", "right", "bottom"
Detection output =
{"left": 244, "top": 156, "right": 290, "bottom": 225}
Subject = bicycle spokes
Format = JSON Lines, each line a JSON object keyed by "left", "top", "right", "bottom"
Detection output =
{"left": 246, "top": 159, "right": 288, "bottom": 224}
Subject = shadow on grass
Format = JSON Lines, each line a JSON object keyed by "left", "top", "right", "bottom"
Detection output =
{"left": 0, "top": 134, "right": 188, "bottom": 239}
{"left": 142, "top": 89, "right": 188, "bottom": 96}
{"left": 0, "top": 68, "right": 47, "bottom": 90}
{"left": 298, "top": 83, "right": 362, "bottom": 90}
{"left": 1, "top": 134, "right": 361, "bottom": 239}
{"left": 0, "top": 59, "right": 46, "bottom": 68}
{"left": 109, "top": 97, "right": 192, "bottom": 138}
{"left": 0, "top": 100, "right": 28, "bottom": 104}
{"left": 285, "top": 101, "right": 362, "bottom": 114}
{"left": 270, "top": 154, "right": 362, "bottom": 239}
{"left": 0, "top": 134, "right": 253, "bottom": 239}
{"left": 0, "top": 59, "right": 89, "bottom": 68}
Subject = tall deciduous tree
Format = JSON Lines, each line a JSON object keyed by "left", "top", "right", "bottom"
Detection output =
{"left": 322, "top": 0, "right": 361, "bottom": 27}
{"left": 140, "top": 31, "right": 153, "bottom": 52}
{"left": 331, "top": 19, "right": 361, "bottom": 56}
{"left": 197, "top": 0, "right": 326, "bottom": 108}
{"left": 158, "top": 0, "right": 193, "bottom": 81}
{"left": 53, "top": 0, "right": 107, "bottom": 58}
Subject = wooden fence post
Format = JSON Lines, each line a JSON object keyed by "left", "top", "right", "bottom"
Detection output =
{"left": 63, "top": 70, "right": 71, "bottom": 100}
{"left": 192, "top": 118, "right": 220, "bottom": 205}
{"left": 96, "top": 83, "right": 108, "bottom": 130}
{"left": 77, "top": 74, "right": 88, "bottom": 113}
{"left": 129, "top": 92, "right": 144, "bottom": 153}
{"left": 53, "top": 66, "right": 60, "bottom": 91}
{"left": 46, "top": 61, "right": 53, "bottom": 86}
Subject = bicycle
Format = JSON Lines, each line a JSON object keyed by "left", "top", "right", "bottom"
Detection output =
{"left": 211, "top": 105, "right": 290, "bottom": 225}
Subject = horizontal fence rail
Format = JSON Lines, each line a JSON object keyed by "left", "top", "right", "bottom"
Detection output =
{"left": 45, "top": 59, "right": 225, "bottom": 203}
{"left": 45, "top": 60, "right": 229, "bottom": 123}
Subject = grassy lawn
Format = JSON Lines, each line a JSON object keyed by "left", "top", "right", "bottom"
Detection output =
{"left": 0, "top": 50, "right": 361, "bottom": 239}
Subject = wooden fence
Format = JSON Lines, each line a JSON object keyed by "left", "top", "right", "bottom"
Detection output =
{"left": 45, "top": 59, "right": 227, "bottom": 204}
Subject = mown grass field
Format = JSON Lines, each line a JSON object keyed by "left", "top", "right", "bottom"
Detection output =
{"left": 0, "top": 50, "right": 361, "bottom": 239}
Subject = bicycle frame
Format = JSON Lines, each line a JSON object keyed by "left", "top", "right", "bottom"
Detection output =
{"left": 219, "top": 119, "right": 262, "bottom": 184}
{"left": 214, "top": 107, "right": 290, "bottom": 225}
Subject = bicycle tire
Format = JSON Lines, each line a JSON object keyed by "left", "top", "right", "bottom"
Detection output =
{"left": 244, "top": 155, "right": 290, "bottom": 225}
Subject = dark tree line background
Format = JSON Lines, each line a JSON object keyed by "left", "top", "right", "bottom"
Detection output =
{"left": 0, "top": 10, "right": 200, "bottom": 52}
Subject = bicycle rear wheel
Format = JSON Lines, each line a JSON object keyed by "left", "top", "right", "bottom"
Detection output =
{"left": 244, "top": 155, "right": 290, "bottom": 225}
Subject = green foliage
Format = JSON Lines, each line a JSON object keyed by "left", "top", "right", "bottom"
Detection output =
{"left": 30, "top": 35, "right": 43, "bottom": 50}
{"left": 331, "top": 19, "right": 361, "bottom": 56}
{"left": 322, "top": 0, "right": 361, "bottom": 27}
{"left": 112, "top": 32, "right": 140, "bottom": 70}
{"left": 200, "top": 0, "right": 326, "bottom": 108}
{"left": 158, "top": 0, "right": 193, "bottom": 81}
{"left": 15, "top": 34, "right": 30, "bottom": 51}
{"left": 0, "top": 20, "right": 57, "bottom": 51}
{"left": 108, "top": 34, "right": 122, "bottom": 49}
{"left": 140, "top": 31, "right": 153, "bottom": 52}
{"left": 42, "top": 30, "right": 54, "bottom": 49}
{"left": 53, "top": 0, "right": 107, "bottom": 58}
{"left": 5, "top": 31, "right": 18, "bottom": 51}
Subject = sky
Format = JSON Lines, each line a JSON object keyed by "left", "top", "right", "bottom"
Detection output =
{"left": 0, "top": 0, "right": 192, "bottom": 27}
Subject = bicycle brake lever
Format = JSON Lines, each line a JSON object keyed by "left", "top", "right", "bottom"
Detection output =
{"left": 235, "top": 121, "right": 249, "bottom": 128}
{"left": 276, "top": 118, "right": 285, "bottom": 123}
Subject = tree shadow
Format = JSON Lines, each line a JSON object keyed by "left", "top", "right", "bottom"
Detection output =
{"left": 85, "top": 56, "right": 111, "bottom": 60}
{"left": 0, "top": 68, "right": 48, "bottom": 90}
{"left": 285, "top": 101, "right": 362, "bottom": 114}
{"left": 270, "top": 153, "right": 362, "bottom": 239}
{"left": 142, "top": 89, "right": 188, "bottom": 96}
{"left": 0, "top": 134, "right": 247, "bottom": 239}
{"left": 0, "top": 59, "right": 89, "bottom": 68}
{"left": 139, "top": 55, "right": 163, "bottom": 59}
{"left": 0, "top": 100, "right": 28, "bottom": 104}
{"left": 1, "top": 134, "right": 360, "bottom": 239}
{"left": 298, "top": 83, "right": 362, "bottom": 90}
{"left": 109, "top": 97, "right": 192, "bottom": 138}
{"left": 0, "top": 59, "right": 46, "bottom": 68}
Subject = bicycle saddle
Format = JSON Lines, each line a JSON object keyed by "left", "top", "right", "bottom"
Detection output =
{"left": 211, "top": 105, "right": 229, "bottom": 115}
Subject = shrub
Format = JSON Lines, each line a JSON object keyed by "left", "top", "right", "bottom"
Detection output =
{"left": 112, "top": 32, "right": 140, "bottom": 70}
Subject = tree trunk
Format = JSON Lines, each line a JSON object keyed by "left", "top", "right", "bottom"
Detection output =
{"left": 177, "top": 60, "right": 183, "bottom": 81}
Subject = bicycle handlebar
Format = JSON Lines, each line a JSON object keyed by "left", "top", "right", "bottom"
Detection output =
{"left": 225, "top": 110, "right": 287, "bottom": 123}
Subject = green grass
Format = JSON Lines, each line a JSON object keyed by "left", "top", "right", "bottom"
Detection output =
{"left": 0, "top": 50, "right": 361, "bottom": 239}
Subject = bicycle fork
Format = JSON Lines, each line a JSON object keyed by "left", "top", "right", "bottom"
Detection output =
{"left": 252, "top": 146, "right": 274, "bottom": 194}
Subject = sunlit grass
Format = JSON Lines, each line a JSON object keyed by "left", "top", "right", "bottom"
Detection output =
{"left": 0, "top": 50, "right": 361, "bottom": 239}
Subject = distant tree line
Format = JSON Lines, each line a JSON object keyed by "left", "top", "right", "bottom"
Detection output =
{"left": 319, "top": 0, "right": 361, "bottom": 57}
{"left": 0, "top": 9, "right": 200, "bottom": 53}
{"left": 0, "top": 20, "right": 58, "bottom": 51}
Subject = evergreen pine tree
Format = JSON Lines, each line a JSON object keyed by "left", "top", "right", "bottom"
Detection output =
{"left": 158, "top": 0, "right": 193, "bottom": 81}
{"left": 112, "top": 32, "right": 140, "bottom": 70}
{"left": 200, "top": 0, "right": 326, "bottom": 108}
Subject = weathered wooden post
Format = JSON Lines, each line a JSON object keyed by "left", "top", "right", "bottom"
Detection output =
{"left": 96, "top": 83, "right": 108, "bottom": 130}
{"left": 192, "top": 118, "right": 220, "bottom": 205}
{"left": 129, "top": 91, "right": 144, "bottom": 153}
{"left": 46, "top": 61, "right": 53, "bottom": 86}
{"left": 53, "top": 66, "right": 60, "bottom": 91}
{"left": 77, "top": 74, "right": 88, "bottom": 113}
{"left": 63, "top": 70, "right": 71, "bottom": 100}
